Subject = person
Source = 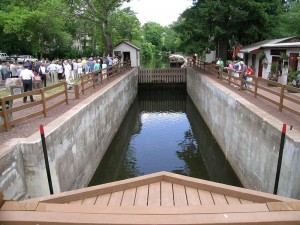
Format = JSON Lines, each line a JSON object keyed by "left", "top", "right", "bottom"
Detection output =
{"left": 216, "top": 58, "right": 224, "bottom": 78}
{"left": 245, "top": 65, "right": 254, "bottom": 89}
{"left": 1, "top": 63, "right": 11, "bottom": 79}
{"left": 72, "top": 59, "right": 78, "bottom": 80}
{"left": 192, "top": 54, "right": 197, "bottom": 66}
{"left": 238, "top": 61, "right": 247, "bottom": 89}
{"left": 57, "top": 61, "right": 64, "bottom": 82}
{"left": 47, "top": 61, "right": 58, "bottom": 83}
{"left": 93, "top": 60, "right": 100, "bottom": 83}
{"left": 63, "top": 60, "right": 72, "bottom": 90}
{"left": 77, "top": 59, "right": 83, "bottom": 77}
{"left": 19, "top": 64, "right": 35, "bottom": 103}
{"left": 10, "top": 62, "right": 18, "bottom": 78}
{"left": 39, "top": 63, "right": 47, "bottom": 87}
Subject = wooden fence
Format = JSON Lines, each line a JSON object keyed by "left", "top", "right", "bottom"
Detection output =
{"left": 0, "top": 82, "right": 68, "bottom": 131}
{"left": 0, "top": 61, "right": 131, "bottom": 132}
{"left": 192, "top": 60, "right": 300, "bottom": 117}
{"left": 74, "top": 61, "right": 131, "bottom": 98}
{"left": 138, "top": 68, "right": 186, "bottom": 83}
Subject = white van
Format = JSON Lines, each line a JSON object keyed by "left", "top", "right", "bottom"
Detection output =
{"left": 0, "top": 53, "right": 9, "bottom": 62}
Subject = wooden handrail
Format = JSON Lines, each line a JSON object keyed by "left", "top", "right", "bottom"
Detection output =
{"left": 0, "top": 82, "right": 68, "bottom": 132}
{"left": 191, "top": 64, "right": 300, "bottom": 118}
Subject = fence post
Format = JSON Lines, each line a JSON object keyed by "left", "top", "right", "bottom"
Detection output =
{"left": 279, "top": 85, "right": 285, "bottom": 112}
{"left": 41, "top": 88, "right": 47, "bottom": 117}
{"left": 63, "top": 82, "right": 69, "bottom": 105}
{"left": 74, "top": 84, "right": 80, "bottom": 99}
{"left": 0, "top": 98, "right": 11, "bottom": 131}
{"left": 254, "top": 77, "right": 259, "bottom": 98}
{"left": 92, "top": 72, "right": 95, "bottom": 89}
{"left": 81, "top": 75, "right": 85, "bottom": 95}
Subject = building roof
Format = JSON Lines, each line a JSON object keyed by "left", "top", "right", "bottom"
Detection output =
{"left": 239, "top": 37, "right": 300, "bottom": 54}
{"left": 1, "top": 171, "right": 300, "bottom": 224}
{"left": 114, "top": 40, "right": 140, "bottom": 51}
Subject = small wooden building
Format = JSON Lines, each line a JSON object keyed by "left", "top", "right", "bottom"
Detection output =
{"left": 113, "top": 40, "right": 140, "bottom": 68}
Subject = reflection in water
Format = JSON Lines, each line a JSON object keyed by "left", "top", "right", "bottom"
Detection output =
{"left": 89, "top": 85, "right": 242, "bottom": 187}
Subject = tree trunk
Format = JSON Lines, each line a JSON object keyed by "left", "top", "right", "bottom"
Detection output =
{"left": 218, "top": 37, "right": 228, "bottom": 61}
{"left": 102, "top": 18, "right": 113, "bottom": 56}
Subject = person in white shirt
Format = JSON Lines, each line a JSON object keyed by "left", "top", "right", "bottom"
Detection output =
{"left": 47, "top": 61, "right": 58, "bottom": 83}
{"left": 19, "top": 64, "right": 35, "bottom": 103}
{"left": 63, "top": 60, "right": 72, "bottom": 90}
{"left": 39, "top": 63, "right": 47, "bottom": 87}
{"left": 77, "top": 59, "right": 83, "bottom": 76}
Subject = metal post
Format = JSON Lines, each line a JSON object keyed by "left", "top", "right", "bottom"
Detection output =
{"left": 40, "top": 124, "right": 54, "bottom": 195}
{"left": 273, "top": 123, "right": 286, "bottom": 195}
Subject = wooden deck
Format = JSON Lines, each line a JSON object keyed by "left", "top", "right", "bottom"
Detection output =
{"left": 1, "top": 172, "right": 300, "bottom": 224}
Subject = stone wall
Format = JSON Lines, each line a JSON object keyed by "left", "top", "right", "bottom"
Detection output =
{"left": 186, "top": 68, "right": 300, "bottom": 199}
{"left": 0, "top": 70, "right": 138, "bottom": 199}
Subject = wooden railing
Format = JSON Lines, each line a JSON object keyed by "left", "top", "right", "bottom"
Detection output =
{"left": 138, "top": 68, "right": 186, "bottom": 83}
{"left": 74, "top": 61, "right": 131, "bottom": 98}
{"left": 192, "top": 60, "right": 300, "bottom": 117}
{"left": 0, "top": 61, "right": 132, "bottom": 132}
{"left": 0, "top": 82, "right": 68, "bottom": 131}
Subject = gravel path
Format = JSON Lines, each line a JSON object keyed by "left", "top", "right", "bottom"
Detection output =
{"left": 1, "top": 69, "right": 299, "bottom": 145}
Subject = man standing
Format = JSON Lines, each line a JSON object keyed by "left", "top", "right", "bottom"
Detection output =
{"left": 19, "top": 64, "right": 35, "bottom": 103}
{"left": 47, "top": 61, "right": 58, "bottom": 83}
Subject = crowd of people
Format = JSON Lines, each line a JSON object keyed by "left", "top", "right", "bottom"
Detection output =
{"left": 215, "top": 58, "right": 254, "bottom": 89}
{"left": 0, "top": 56, "right": 120, "bottom": 101}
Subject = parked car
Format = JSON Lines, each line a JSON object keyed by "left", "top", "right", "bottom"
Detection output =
{"left": 8, "top": 54, "right": 19, "bottom": 62}
{"left": 17, "top": 55, "right": 38, "bottom": 63}
{"left": 0, "top": 53, "right": 9, "bottom": 62}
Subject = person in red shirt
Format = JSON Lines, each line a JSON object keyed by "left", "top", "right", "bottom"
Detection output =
{"left": 245, "top": 66, "right": 254, "bottom": 89}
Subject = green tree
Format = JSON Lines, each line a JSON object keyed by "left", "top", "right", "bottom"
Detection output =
{"left": 68, "top": 0, "right": 137, "bottom": 55}
{"left": 277, "top": 1, "right": 300, "bottom": 37}
{"left": 174, "top": 0, "right": 283, "bottom": 60}
{"left": 0, "top": 0, "right": 72, "bottom": 57}
{"left": 142, "top": 22, "right": 165, "bottom": 49}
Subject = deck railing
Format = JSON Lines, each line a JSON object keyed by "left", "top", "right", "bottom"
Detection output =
{"left": 138, "top": 68, "right": 186, "bottom": 83}
{"left": 192, "top": 60, "right": 300, "bottom": 117}
{"left": 74, "top": 61, "right": 131, "bottom": 98}
{"left": 0, "top": 82, "right": 68, "bottom": 131}
{"left": 0, "top": 61, "right": 131, "bottom": 132}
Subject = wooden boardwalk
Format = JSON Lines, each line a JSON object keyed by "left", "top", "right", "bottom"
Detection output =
{"left": 1, "top": 172, "right": 300, "bottom": 224}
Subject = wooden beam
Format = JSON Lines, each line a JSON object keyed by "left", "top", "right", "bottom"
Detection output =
{"left": 0, "top": 192, "right": 4, "bottom": 208}
{"left": 1, "top": 210, "right": 300, "bottom": 224}
{"left": 1, "top": 201, "right": 39, "bottom": 211}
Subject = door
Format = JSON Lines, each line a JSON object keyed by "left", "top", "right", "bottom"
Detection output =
{"left": 289, "top": 53, "right": 299, "bottom": 71}
{"left": 123, "top": 52, "right": 131, "bottom": 62}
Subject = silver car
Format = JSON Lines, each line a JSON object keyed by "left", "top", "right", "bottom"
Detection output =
{"left": 17, "top": 55, "right": 38, "bottom": 63}
{"left": 0, "top": 53, "right": 9, "bottom": 62}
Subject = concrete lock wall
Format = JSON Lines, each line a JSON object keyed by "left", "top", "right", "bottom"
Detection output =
{"left": 0, "top": 70, "right": 138, "bottom": 199}
{"left": 186, "top": 68, "right": 300, "bottom": 199}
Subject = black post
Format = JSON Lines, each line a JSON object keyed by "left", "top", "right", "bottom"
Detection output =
{"left": 273, "top": 123, "right": 286, "bottom": 195}
{"left": 40, "top": 124, "right": 54, "bottom": 195}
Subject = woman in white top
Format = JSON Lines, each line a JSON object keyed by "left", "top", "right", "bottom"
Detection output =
{"left": 63, "top": 60, "right": 72, "bottom": 89}
{"left": 77, "top": 59, "right": 83, "bottom": 76}
{"left": 56, "top": 61, "right": 64, "bottom": 81}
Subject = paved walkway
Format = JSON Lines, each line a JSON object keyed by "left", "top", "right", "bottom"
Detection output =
{"left": 202, "top": 72, "right": 300, "bottom": 133}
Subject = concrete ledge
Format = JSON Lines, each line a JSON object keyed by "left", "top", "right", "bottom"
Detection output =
{"left": 187, "top": 68, "right": 300, "bottom": 199}
{"left": 0, "top": 70, "right": 138, "bottom": 199}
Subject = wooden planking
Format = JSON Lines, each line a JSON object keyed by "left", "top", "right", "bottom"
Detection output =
{"left": 82, "top": 196, "right": 97, "bottom": 205}
{"left": 121, "top": 188, "right": 136, "bottom": 206}
{"left": 27, "top": 172, "right": 163, "bottom": 204}
{"left": 240, "top": 198, "right": 254, "bottom": 204}
{"left": 135, "top": 185, "right": 149, "bottom": 206}
{"left": 148, "top": 182, "right": 161, "bottom": 206}
{"left": 161, "top": 181, "right": 174, "bottom": 206}
{"left": 185, "top": 187, "right": 201, "bottom": 206}
{"left": 2, "top": 210, "right": 300, "bottom": 225}
{"left": 1, "top": 201, "right": 39, "bottom": 211}
{"left": 211, "top": 193, "right": 228, "bottom": 205}
{"left": 225, "top": 195, "right": 242, "bottom": 205}
{"left": 69, "top": 199, "right": 83, "bottom": 205}
{"left": 108, "top": 191, "right": 124, "bottom": 206}
{"left": 198, "top": 189, "right": 214, "bottom": 206}
{"left": 36, "top": 202, "right": 269, "bottom": 215}
{"left": 173, "top": 183, "right": 187, "bottom": 206}
{"left": 95, "top": 193, "right": 111, "bottom": 206}
{"left": 0, "top": 192, "right": 4, "bottom": 208}
{"left": 267, "top": 202, "right": 300, "bottom": 211}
